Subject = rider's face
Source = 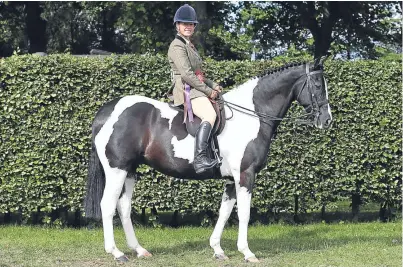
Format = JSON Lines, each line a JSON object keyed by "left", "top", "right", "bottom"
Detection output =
{"left": 177, "top": 22, "right": 195, "bottom": 37}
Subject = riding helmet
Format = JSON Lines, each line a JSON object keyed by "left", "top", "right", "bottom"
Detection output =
{"left": 173, "top": 4, "right": 198, "bottom": 25}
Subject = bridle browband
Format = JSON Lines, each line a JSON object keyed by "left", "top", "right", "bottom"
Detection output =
{"left": 217, "top": 63, "right": 329, "bottom": 126}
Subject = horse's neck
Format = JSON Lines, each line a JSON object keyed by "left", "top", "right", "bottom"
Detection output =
{"left": 254, "top": 69, "right": 302, "bottom": 120}
{"left": 222, "top": 78, "right": 260, "bottom": 110}
{"left": 223, "top": 68, "right": 302, "bottom": 124}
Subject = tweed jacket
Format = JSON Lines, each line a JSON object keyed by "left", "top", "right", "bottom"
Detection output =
{"left": 168, "top": 35, "right": 218, "bottom": 106}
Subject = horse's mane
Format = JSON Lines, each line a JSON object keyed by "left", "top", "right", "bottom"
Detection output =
{"left": 257, "top": 61, "right": 307, "bottom": 78}
{"left": 222, "top": 61, "right": 308, "bottom": 89}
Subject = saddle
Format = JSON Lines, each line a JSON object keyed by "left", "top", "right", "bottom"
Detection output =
{"left": 168, "top": 93, "right": 226, "bottom": 166}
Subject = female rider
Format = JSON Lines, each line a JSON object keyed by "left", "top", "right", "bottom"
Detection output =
{"left": 168, "top": 4, "right": 222, "bottom": 174}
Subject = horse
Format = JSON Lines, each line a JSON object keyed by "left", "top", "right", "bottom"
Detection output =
{"left": 84, "top": 57, "right": 333, "bottom": 263}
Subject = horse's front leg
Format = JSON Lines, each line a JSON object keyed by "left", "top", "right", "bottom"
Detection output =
{"left": 235, "top": 169, "right": 259, "bottom": 262}
{"left": 210, "top": 179, "right": 237, "bottom": 260}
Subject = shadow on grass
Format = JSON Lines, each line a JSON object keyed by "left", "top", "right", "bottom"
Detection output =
{"left": 0, "top": 208, "right": 400, "bottom": 228}
{"left": 139, "top": 226, "right": 400, "bottom": 259}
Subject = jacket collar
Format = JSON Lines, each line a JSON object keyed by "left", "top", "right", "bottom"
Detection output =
{"left": 176, "top": 34, "right": 190, "bottom": 45}
{"left": 175, "top": 34, "right": 200, "bottom": 59}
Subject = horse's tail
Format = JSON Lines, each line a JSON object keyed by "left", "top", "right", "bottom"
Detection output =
{"left": 84, "top": 140, "right": 105, "bottom": 220}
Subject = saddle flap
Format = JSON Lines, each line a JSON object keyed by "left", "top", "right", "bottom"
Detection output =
{"left": 185, "top": 117, "right": 202, "bottom": 137}
{"left": 210, "top": 95, "right": 226, "bottom": 136}
{"left": 168, "top": 93, "right": 226, "bottom": 138}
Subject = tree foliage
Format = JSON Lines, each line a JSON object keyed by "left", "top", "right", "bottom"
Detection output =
{"left": 0, "top": 2, "right": 26, "bottom": 56}
{"left": 0, "top": 2, "right": 401, "bottom": 59}
{"left": 239, "top": 1, "right": 402, "bottom": 59}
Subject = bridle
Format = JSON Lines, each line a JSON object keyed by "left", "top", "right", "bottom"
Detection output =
{"left": 216, "top": 63, "right": 329, "bottom": 126}
{"left": 295, "top": 64, "right": 329, "bottom": 124}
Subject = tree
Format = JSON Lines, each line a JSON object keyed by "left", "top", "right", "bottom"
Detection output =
{"left": 116, "top": 1, "right": 234, "bottom": 57}
{"left": 42, "top": 2, "right": 118, "bottom": 54}
{"left": 0, "top": 2, "right": 26, "bottom": 57}
{"left": 239, "top": 1, "right": 402, "bottom": 59}
{"left": 0, "top": 2, "right": 47, "bottom": 55}
{"left": 192, "top": 1, "right": 242, "bottom": 59}
{"left": 1, "top": 1, "right": 401, "bottom": 60}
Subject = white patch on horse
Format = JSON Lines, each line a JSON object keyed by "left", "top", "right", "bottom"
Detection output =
{"left": 147, "top": 97, "right": 179, "bottom": 129}
{"left": 235, "top": 184, "right": 255, "bottom": 259}
{"left": 171, "top": 134, "right": 195, "bottom": 163}
{"left": 217, "top": 78, "right": 260, "bottom": 177}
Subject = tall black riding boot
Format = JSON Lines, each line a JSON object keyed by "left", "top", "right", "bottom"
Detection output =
{"left": 193, "top": 121, "right": 218, "bottom": 174}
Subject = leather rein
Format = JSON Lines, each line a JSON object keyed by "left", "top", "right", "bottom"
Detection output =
{"left": 216, "top": 64, "right": 329, "bottom": 126}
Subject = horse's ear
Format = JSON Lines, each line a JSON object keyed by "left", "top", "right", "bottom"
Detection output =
{"left": 313, "top": 58, "right": 322, "bottom": 69}
{"left": 314, "top": 52, "right": 331, "bottom": 69}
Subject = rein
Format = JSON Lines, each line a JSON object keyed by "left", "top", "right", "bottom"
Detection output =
{"left": 216, "top": 98, "right": 313, "bottom": 126}
{"left": 216, "top": 64, "right": 327, "bottom": 126}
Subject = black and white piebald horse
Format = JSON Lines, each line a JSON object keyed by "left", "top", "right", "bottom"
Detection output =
{"left": 84, "top": 58, "right": 332, "bottom": 263}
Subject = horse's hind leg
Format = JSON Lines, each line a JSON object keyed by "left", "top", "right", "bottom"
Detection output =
{"left": 101, "top": 167, "right": 128, "bottom": 261}
{"left": 117, "top": 176, "right": 152, "bottom": 258}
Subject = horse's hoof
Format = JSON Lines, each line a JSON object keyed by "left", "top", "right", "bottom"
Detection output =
{"left": 214, "top": 253, "right": 229, "bottom": 261}
{"left": 245, "top": 256, "right": 260, "bottom": 263}
{"left": 138, "top": 251, "right": 153, "bottom": 258}
{"left": 115, "top": 255, "right": 129, "bottom": 263}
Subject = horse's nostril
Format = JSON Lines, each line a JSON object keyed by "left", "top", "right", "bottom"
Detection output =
{"left": 325, "top": 119, "right": 332, "bottom": 127}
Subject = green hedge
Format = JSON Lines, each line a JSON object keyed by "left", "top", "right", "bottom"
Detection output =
{"left": 0, "top": 54, "right": 401, "bottom": 224}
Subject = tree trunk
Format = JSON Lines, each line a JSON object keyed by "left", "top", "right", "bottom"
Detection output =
{"left": 193, "top": 1, "right": 210, "bottom": 54}
{"left": 313, "top": 2, "right": 336, "bottom": 58}
{"left": 351, "top": 193, "right": 361, "bottom": 222}
{"left": 25, "top": 2, "right": 47, "bottom": 53}
{"left": 347, "top": 30, "right": 352, "bottom": 60}
{"left": 101, "top": 9, "right": 113, "bottom": 51}
{"left": 321, "top": 204, "right": 326, "bottom": 221}
{"left": 4, "top": 210, "right": 11, "bottom": 224}
{"left": 141, "top": 207, "right": 146, "bottom": 224}
{"left": 293, "top": 195, "right": 300, "bottom": 223}
{"left": 74, "top": 210, "right": 82, "bottom": 227}
{"left": 379, "top": 202, "right": 393, "bottom": 222}
{"left": 171, "top": 210, "right": 179, "bottom": 227}
{"left": 313, "top": 25, "right": 333, "bottom": 58}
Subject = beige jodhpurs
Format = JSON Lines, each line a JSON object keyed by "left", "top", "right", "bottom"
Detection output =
{"left": 191, "top": 96, "right": 216, "bottom": 126}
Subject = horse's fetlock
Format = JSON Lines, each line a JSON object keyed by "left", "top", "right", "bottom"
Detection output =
{"left": 237, "top": 243, "right": 248, "bottom": 252}
{"left": 105, "top": 245, "right": 115, "bottom": 254}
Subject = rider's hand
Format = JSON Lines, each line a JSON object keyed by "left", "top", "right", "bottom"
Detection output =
{"left": 214, "top": 85, "right": 222, "bottom": 92}
{"left": 210, "top": 90, "right": 218, "bottom": 99}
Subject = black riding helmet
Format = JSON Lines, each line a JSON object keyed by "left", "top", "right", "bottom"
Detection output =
{"left": 173, "top": 4, "right": 198, "bottom": 25}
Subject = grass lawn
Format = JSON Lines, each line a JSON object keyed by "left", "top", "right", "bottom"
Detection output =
{"left": 0, "top": 222, "right": 401, "bottom": 267}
